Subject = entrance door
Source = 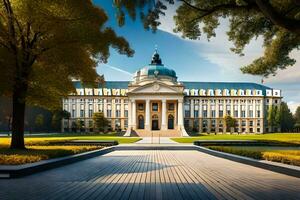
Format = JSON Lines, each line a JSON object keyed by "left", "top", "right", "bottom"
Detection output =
{"left": 138, "top": 115, "right": 144, "bottom": 129}
{"left": 151, "top": 114, "right": 159, "bottom": 130}
{"left": 168, "top": 115, "right": 174, "bottom": 129}
{"left": 152, "top": 120, "right": 159, "bottom": 130}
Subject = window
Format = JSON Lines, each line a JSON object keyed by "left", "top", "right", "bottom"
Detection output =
{"left": 107, "top": 104, "right": 112, "bottom": 118}
{"left": 168, "top": 103, "right": 175, "bottom": 111}
{"left": 203, "top": 110, "right": 207, "bottom": 118}
{"left": 88, "top": 104, "right": 93, "bottom": 117}
{"left": 249, "top": 120, "right": 253, "bottom": 126}
{"left": 242, "top": 120, "right": 246, "bottom": 126}
{"left": 226, "top": 105, "right": 231, "bottom": 115}
{"left": 152, "top": 103, "right": 158, "bottom": 111}
{"left": 138, "top": 103, "right": 144, "bottom": 111}
{"left": 124, "top": 119, "right": 128, "bottom": 128}
{"left": 124, "top": 104, "right": 128, "bottom": 117}
{"left": 211, "top": 110, "right": 216, "bottom": 118}
{"left": 80, "top": 104, "right": 84, "bottom": 118}
{"left": 116, "top": 104, "right": 121, "bottom": 118}
{"left": 194, "top": 110, "right": 199, "bottom": 118}
{"left": 184, "top": 104, "right": 190, "bottom": 117}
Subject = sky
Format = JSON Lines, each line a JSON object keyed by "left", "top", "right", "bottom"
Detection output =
{"left": 94, "top": 0, "right": 300, "bottom": 113}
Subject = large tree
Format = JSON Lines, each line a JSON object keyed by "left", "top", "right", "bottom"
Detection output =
{"left": 0, "top": 0, "right": 133, "bottom": 149}
{"left": 279, "top": 102, "right": 295, "bottom": 132}
{"left": 294, "top": 106, "right": 300, "bottom": 130}
{"left": 115, "top": 0, "right": 300, "bottom": 77}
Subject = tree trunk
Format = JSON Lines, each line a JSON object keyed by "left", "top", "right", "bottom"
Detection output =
{"left": 10, "top": 81, "right": 28, "bottom": 149}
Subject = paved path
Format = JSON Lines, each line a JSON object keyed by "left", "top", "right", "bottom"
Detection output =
{"left": 135, "top": 137, "right": 178, "bottom": 144}
{"left": 1, "top": 150, "right": 300, "bottom": 200}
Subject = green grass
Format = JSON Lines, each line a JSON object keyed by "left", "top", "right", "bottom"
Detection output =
{"left": 171, "top": 133, "right": 300, "bottom": 144}
{"left": 0, "top": 134, "right": 141, "bottom": 146}
{"left": 0, "top": 133, "right": 141, "bottom": 165}
{"left": 207, "top": 146, "right": 300, "bottom": 167}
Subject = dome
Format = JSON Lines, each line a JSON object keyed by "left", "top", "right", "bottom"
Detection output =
{"left": 133, "top": 50, "right": 177, "bottom": 83}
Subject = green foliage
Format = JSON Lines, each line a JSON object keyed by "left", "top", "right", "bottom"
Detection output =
{"left": 224, "top": 115, "right": 236, "bottom": 132}
{"left": 93, "top": 112, "right": 109, "bottom": 132}
{"left": 171, "top": 133, "right": 300, "bottom": 144}
{"left": 279, "top": 102, "right": 295, "bottom": 132}
{"left": 208, "top": 146, "right": 300, "bottom": 166}
{"left": 294, "top": 106, "right": 300, "bottom": 127}
{"left": 0, "top": 0, "right": 133, "bottom": 108}
{"left": 35, "top": 114, "right": 44, "bottom": 127}
{"left": 0, "top": 0, "right": 134, "bottom": 148}
{"left": 114, "top": 0, "right": 300, "bottom": 77}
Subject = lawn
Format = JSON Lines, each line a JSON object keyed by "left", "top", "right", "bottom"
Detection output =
{"left": 0, "top": 133, "right": 141, "bottom": 165}
{"left": 171, "top": 133, "right": 300, "bottom": 145}
{"left": 207, "top": 146, "right": 300, "bottom": 167}
{"left": 0, "top": 134, "right": 141, "bottom": 146}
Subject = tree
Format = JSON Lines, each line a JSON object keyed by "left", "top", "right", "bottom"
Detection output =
{"left": 0, "top": 0, "right": 133, "bottom": 149}
{"left": 224, "top": 115, "right": 236, "bottom": 133}
{"left": 34, "top": 114, "right": 44, "bottom": 131}
{"left": 294, "top": 106, "right": 300, "bottom": 131}
{"left": 51, "top": 109, "right": 70, "bottom": 130}
{"left": 279, "top": 102, "right": 295, "bottom": 132}
{"left": 295, "top": 106, "right": 300, "bottom": 124}
{"left": 93, "top": 112, "right": 109, "bottom": 133}
{"left": 267, "top": 105, "right": 276, "bottom": 132}
{"left": 115, "top": 0, "right": 300, "bottom": 77}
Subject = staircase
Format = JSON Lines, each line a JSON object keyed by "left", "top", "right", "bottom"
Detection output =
{"left": 133, "top": 129, "right": 182, "bottom": 137}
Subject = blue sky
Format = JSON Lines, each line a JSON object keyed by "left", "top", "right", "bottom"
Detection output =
{"left": 94, "top": 0, "right": 300, "bottom": 113}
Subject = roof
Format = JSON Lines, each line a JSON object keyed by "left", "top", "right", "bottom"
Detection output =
{"left": 74, "top": 81, "right": 271, "bottom": 91}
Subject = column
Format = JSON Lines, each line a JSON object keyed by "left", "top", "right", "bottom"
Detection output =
{"left": 161, "top": 99, "right": 167, "bottom": 130}
{"left": 190, "top": 99, "right": 194, "bottom": 118}
{"left": 145, "top": 99, "right": 150, "bottom": 130}
{"left": 177, "top": 99, "right": 183, "bottom": 128}
{"left": 124, "top": 99, "right": 132, "bottom": 136}
{"left": 132, "top": 100, "right": 136, "bottom": 129}
{"left": 178, "top": 99, "right": 189, "bottom": 136}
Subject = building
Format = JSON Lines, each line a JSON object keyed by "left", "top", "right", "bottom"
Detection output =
{"left": 62, "top": 50, "right": 282, "bottom": 136}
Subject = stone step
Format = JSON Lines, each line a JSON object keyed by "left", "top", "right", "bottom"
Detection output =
{"left": 133, "top": 129, "right": 182, "bottom": 137}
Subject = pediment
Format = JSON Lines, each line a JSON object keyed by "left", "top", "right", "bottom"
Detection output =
{"left": 129, "top": 82, "right": 182, "bottom": 94}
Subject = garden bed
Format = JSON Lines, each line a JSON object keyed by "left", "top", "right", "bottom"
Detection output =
{"left": 0, "top": 145, "right": 102, "bottom": 165}
{"left": 207, "top": 146, "right": 300, "bottom": 167}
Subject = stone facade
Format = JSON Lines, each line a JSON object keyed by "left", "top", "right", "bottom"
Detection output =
{"left": 62, "top": 51, "right": 282, "bottom": 136}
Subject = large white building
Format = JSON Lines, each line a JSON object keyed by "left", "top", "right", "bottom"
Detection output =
{"left": 62, "top": 50, "right": 282, "bottom": 136}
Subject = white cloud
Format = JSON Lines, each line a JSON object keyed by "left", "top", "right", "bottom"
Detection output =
{"left": 97, "top": 63, "right": 133, "bottom": 81}
{"left": 287, "top": 101, "right": 300, "bottom": 114}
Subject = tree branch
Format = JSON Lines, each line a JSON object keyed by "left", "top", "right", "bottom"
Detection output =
{"left": 255, "top": 0, "right": 300, "bottom": 34}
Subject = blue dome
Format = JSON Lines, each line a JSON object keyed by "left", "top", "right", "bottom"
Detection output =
{"left": 142, "top": 64, "right": 177, "bottom": 78}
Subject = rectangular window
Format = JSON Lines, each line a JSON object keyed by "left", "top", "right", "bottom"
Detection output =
{"left": 107, "top": 104, "right": 112, "bottom": 118}
{"left": 138, "top": 103, "right": 144, "bottom": 111}
{"left": 203, "top": 110, "right": 207, "bottom": 118}
{"left": 194, "top": 110, "right": 199, "bottom": 118}
{"left": 88, "top": 104, "right": 93, "bottom": 118}
{"left": 124, "top": 119, "right": 128, "bottom": 128}
{"left": 124, "top": 104, "right": 128, "bottom": 117}
{"left": 168, "top": 103, "right": 175, "bottom": 111}
{"left": 184, "top": 104, "right": 190, "bottom": 117}
{"left": 116, "top": 104, "right": 121, "bottom": 118}
{"left": 152, "top": 103, "right": 158, "bottom": 111}
{"left": 211, "top": 110, "right": 216, "bottom": 118}
{"left": 80, "top": 110, "right": 84, "bottom": 118}
{"left": 257, "top": 110, "right": 261, "bottom": 118}
{"left": 219, "top": 110, "right": 223, "bottom": 118}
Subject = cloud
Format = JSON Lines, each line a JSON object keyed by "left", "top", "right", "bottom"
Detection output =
{"left": 97, "top": 63, "right": 133, "bottom": 81}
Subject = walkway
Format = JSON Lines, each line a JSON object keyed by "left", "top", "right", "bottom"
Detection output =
{"left": 0, "top": 150, "right": 299, "bottom": 200}
{"left": 135, "top": 137, "right": 178, "bottom": 144}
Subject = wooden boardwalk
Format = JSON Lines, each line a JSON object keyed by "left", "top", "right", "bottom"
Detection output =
{"left": 0, "top": 150, "right": 300, "bottom": 200}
